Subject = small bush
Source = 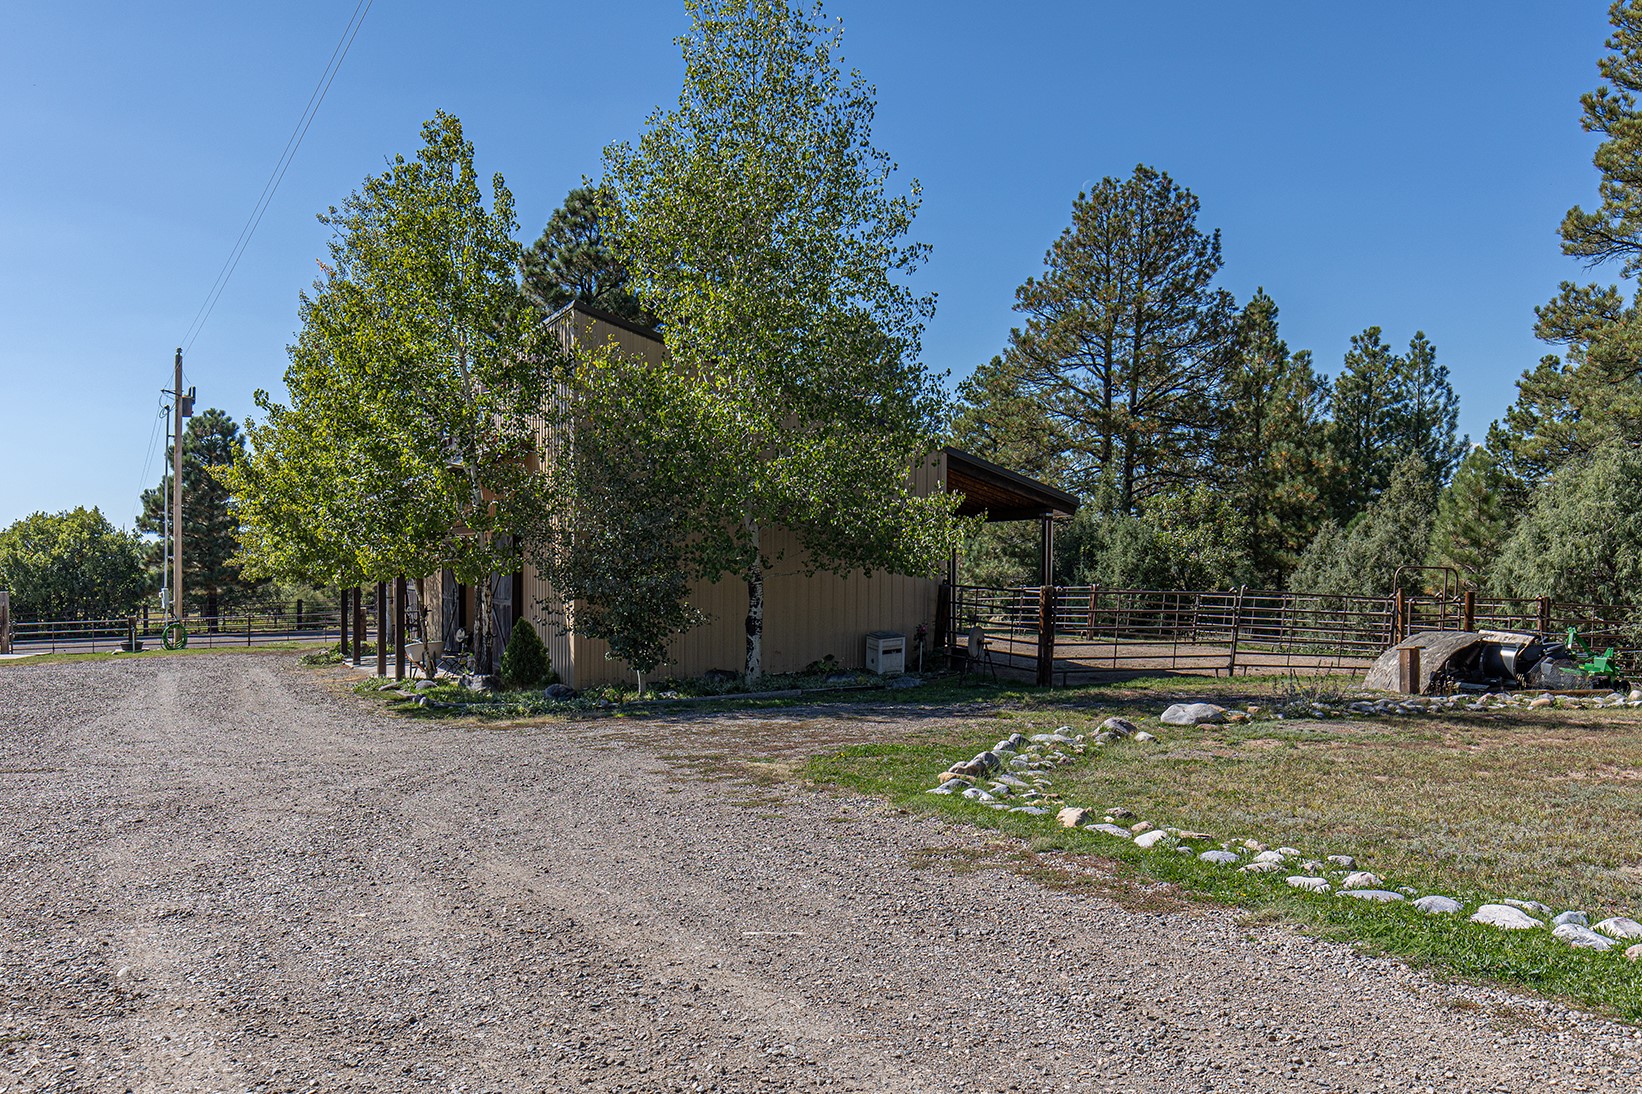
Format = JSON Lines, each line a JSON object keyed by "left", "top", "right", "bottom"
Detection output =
{"left": 499, "top": 620, "right": 556, "bottom": 689}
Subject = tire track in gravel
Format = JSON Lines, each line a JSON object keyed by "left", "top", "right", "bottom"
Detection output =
{"left": 3, "top": 652, "right": 1642, "bottom": 1092}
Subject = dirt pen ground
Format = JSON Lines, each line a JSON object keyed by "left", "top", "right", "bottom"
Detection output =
{"left": 3, "top": 652, "right": 1641, "bottom": 1091}
{"left": 984, "top": 633, "right": 1375, "bottom": 681}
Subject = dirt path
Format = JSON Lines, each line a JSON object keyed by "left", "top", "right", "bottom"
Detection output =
{"left": 2, "top": 653, "right": 1639, "bottom": 1092}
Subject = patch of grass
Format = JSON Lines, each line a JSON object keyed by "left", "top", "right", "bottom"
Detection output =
{"left": 804, "top": 685, "right": 1642, "bottom": 1022}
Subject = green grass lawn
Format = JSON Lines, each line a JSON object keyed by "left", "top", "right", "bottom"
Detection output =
{"left": 803, "top": 674, "right": 1642, "bottom": 1021}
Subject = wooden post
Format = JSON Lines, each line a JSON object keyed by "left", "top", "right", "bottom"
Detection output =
{"left": 934, "top": 582, "right": 951, "bottom": 656}
{"left": 0, "top": 590, "right": 10, "bottom": 655}
{"left": 1036, "top": 584, "right": 1055, "bottom": 687}
{"left": 1398, "top": 645, "right": 1421, "bottom": 694}
{"left": 376, "top": 582, "right": 388, "bottom": 677}
{"left": 1538, "top": 596, "right": 1552, "bottom": 636}
{"left": 295, "top": 599, "right": 304, "bottom": 631}
{"left": 340, "top": 588, "right": 350, "bottom": 660}
{"left": 1461, "top": 589, "right": 1475, "bottom": 633}
{"left": 352, "top": 588, "right": 365, "bottom": 667}
{"left": 1393, "top": 588, "right": 1406, "bottom": 643}
{"left": 394, "top": 576, "right": 407, "bottom": 681}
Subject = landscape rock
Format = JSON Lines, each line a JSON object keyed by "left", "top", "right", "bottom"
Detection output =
{"left": 1252, "top": 850, "right": 1287, "bottom": 865}
{"left": 1340, "top": 871, "right": 1382, "bottom": 890}
{"left": 1107, "top": 807, "right": 1136, "bottom": 820}
{"left": 1239, "top": 862, "right": 1281, "bottom": 874}
{"left": 1502, "top": 898, "right": 1553, "bottom": 917}
{"left": 961, "top": 787, "right": 997, "bottom": 803}
{"left": 1552, "top": 924, "right": 1614, "bottom": 950}
{"left": 1595, "top": 916, "right": 1642, "bottom": 940}
{"left": 1552, "top": 911, "right": 1589, "bottom": 928}
{"left": 1100, "top": 717, "right": 1138, "bottom": 737}
{"left": 1413, "top": 895, "right": 1464, "bottom": 915}
{"left": 1287, "top": 876, "right": 1330, "bottom": 893}
{"left": 543, "top": 683, "right": 578, "bottom": 700}
{"left": 1326, "top": 854, "right": 1356, "bottom": 868}
{"left": 1338, "top": 889, "right": 1405, "bottom": 903}
{"left": 1471, "top": 904, "right": 1544, "bottom": 930}
{"left": 1628, "top": 944, "right": 1642, "bottom": 961}
{"left": 926, "top": 780, "right": 966, "bottom": 795}
{"left": 1056, "top": 807, "right": 1092, "bottom": 829}
{"left": 1199, "top": 850, "right": 1240, "bottom": 865}
{"left": 1133, "top": 731, "right": 1158, "bottom": 743}
{"left": 1134, "top": 830, "right": 1171, "bottom": 849}
{"left": 1160, "top": 702, "right": 1228, "bottom": 726}
{"left": 1090, "top": 823, "right": 1133, "bottom": 839}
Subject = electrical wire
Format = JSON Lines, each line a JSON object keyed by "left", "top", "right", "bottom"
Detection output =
{"left": 136, "top": 397, "right": 168, "bottom": 504}
{"left": 179, "top": 0, "right": 374, "bottom": 358}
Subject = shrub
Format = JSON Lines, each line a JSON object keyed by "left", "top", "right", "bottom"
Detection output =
{"left": 499, "top": 619, "right": 556, "bottom": 689}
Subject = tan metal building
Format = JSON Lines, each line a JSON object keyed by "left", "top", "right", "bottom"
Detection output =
{"left": 427, "top": 303, "right": 1077, "bottom": 687}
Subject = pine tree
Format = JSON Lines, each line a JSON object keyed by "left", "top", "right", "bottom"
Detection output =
{"left": 1325, "top": 327, "right": 1402, "bottom": 520}
{"left": 138, "top": 408, "right": 264, "bottom": 620}
{"left": 1213, "top": 289, "right": 1330, "bottom": 583}
{"left": 1395, "top": 331, "right": 1467, "bottom": 482}
{"left": 1291, "top": 455, "right": 1437, "bottom": 597}
{"left": 1427, "top": 444, "right": 1522, "bottom": 589}
{"left": 981, "top": 165, "right": 1234, "bottom": 513}
{"left": 520, "top": 186, "right": 652, "bottom": 325}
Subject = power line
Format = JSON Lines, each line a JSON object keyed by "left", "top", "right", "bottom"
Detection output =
{"left": 179, "top": 0, "right": 374, "bottom": 358}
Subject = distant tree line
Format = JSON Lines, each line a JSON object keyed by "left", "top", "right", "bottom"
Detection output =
{"left": 954, "top": 3, "right": 1642, "bottom": 608}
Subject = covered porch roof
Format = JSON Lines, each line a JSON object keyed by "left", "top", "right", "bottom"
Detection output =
{"left": 943, "top": 447, "right": 1079, "bottom": 522}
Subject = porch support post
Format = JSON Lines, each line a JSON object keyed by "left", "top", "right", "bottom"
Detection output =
{"left": 394, "top": 575, "right": 407, "bottom": 681}
{"left": 376, "top": 581, "right": 388, "bottom": 677}
{"left": 1036, "top": 584, "right": 1056, "bottom": 687}
{"left": 1038, "top": 513, "right": 1054, "bottom": 589}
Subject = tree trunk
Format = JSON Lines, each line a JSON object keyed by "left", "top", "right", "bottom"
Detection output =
{"left": 474, "top": 576, "right": 494, "bottom": 677}
{"left": 744, "top": 526, "right": 764, "bottom": 683}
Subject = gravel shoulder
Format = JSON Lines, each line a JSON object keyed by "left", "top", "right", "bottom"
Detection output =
{"left": 2, "top": 653, "right": 1640, "bottom": 1092}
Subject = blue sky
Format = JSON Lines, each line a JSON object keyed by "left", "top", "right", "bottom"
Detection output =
{"left": 0, "top": 1, "right": 1618, "bottom": 528}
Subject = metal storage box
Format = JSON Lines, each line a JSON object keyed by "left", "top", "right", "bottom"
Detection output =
{"left": 864, "top": 630, "right": 906, "bottom": 675}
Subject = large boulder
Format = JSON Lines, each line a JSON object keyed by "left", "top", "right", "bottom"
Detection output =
{"left": 1160, "top": 702, "right": 1228, "bottom": 726}
{"left": 1363, "top": 631, "right": 1484, "bottom": 694}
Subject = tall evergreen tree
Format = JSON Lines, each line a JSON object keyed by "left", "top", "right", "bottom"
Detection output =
{"left": 1496, "top": 3, "right": 1642, "bottom": 482}
{"left": 138, "top": 408, "right": 264, "bottom": 619}
{"left": 520, "top": 185, "right": 652, "bottom": 325}
{"left": 976, "top": 165, "right": 1234, "bottom": 513}
{"left": 1213, "top": 289, "right": 1329, "bottom": 583}
{"left": 1291, "top": 454, "right": 1438, "bottom": 597}
{"left": 1427, "top": 443, "right": 1522, "bottom": 589}
{"left": 1397, "top": 331, "right": 1467, "bottom": 481}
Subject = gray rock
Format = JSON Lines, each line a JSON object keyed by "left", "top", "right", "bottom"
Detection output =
{"left": 1009, "top": 806, "right": 1050, "bottom": 815}
{"left": 1552, "top": 910, "right": 1589, "bottom": 928}
{"left": 887, "top": 675, "right": 924, "bottom": 689}
{"left": 1090, "top": 823, "right": 1133, "bottom": 839}
{"left": 1338, "top": 889, "right": 1405, "bottom": 903}
{"left": 1100, "top": 717, "right": 1138, "bottom": 737}
{"left": 1239, "top": 862, "right": 1281, "bottom": 874}
{"left": 1340, "top": 871, "right": 1382, "bottom": 890}
{"left": 1276, "top": 847, "right": 1301, "bottom": 857}
{"left": 1160, "top": 702, "right": 1228, "bottom": 726}
{"left": 1133, "top": 830, "right": 1171, "bottom": 849}
{"left": 1092, "top": 732, "right": 1118, "bottom": 746}
{"left": 1413, "top": 895, "right": 1463, "bottom": 915}
{"left": 1287, "top": 876, "right": 1329, "bottom": 893}
{"left": 1325, "top": 854, "right": 1355, "bottom": 868}
{"left": 1056, "top": 806, "right": 1092, "bottom": 828}
{"left": 1029, "top": 732, "right": 1075, "bottom": 745}
{"left": 1594, "top": 916, "right": 1642, "bottom": 940}
{"left": 1133, "top": 731, "right": 1158, "bottom": 743}
{"left": 1106, "top": 807, "right": 1136, "bottom": 820}
{"left": 543, "top": 683, "right": 578, "bottom": 700}
{"left": 926, "top": 780, "right": 966, "bottom": 795}
{"left": 1552, "top": 924, "right": 1614, "bottom": 950}
{"left": 413, "top": 679, "right": 439, "bottom": 691}
{"left": 960, "top": 787, "right": 997, "bottom": 803}
{"left": 1470, "top": 904, "right": 1544, "bottom": 930}
{"left": 994, "top": 774, "right": 1030, "bottom": 789}
{"left": 972, "top": 751, "right": 1002, "bottom": 772}
{"left": 1502, "top": 898, "right": 1552, "bottom": 917}
{"left": 1252, "top": 850, "right": 1286, "bottom": 865}
{"left": 1198, "top": 850, "right": 1240, "bottom": 865}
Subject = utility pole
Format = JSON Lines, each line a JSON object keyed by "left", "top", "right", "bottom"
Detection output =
{"left": 166, "top": 348, "right": 195, "bottom": 623}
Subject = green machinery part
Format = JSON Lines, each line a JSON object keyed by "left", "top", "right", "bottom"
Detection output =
{"left": 161, "top": 622, "right": 188, "bottom": 651}
{"left": 1565, "top": 626, "right": 1617, "bottom": 677}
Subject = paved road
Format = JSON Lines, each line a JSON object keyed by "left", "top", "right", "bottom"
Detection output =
{"left": 2, "top": 653, "right": 1639, "bottom": 1092}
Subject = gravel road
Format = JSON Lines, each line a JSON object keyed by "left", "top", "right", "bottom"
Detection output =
{"left": 2, "top": 653, "right": 1639, "bottom": 1093}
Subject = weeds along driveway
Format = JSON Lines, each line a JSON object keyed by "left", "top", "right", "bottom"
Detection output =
{"left": 2, "top": 652, "right": 1640, "bottom": 1092}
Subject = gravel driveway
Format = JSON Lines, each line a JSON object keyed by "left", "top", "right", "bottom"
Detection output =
{"left": 2, "top": 653, "right": 1639, "bottom": 1092}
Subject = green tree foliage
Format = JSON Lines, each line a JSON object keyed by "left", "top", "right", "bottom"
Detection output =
{"left": 530, "top": 342, "right": 724, "bottom": 689}
{"left": 1427, "top": 444, "right": 1522, "bottom": 589}
{"left": 601, "top": 0, "right": 962, "bottom": 680}
{"left": 221, "top": 113, "right": 553, "bottom": 674}
{"left": 520, "top": 185, "right": 652, "bottom": 325}
{"left": 957, "top": 165, "right": 1233, "bottom": 513}
{"left": 138, "top": 408, "right": 264, "bottom": 619}
{"left": 1496, "top": 3, "right": 1642, "bottom": 482}
{"left": 1213, "top": 289, "right": 1330, "bottom": 583}
{"left": 1291, "top": 455, "right": 1438, "bottom": 597}
{"left": 1491, "top": 443, "right": 1642, "bottom": 605}
{"left": 1061, "top": 487, "right": 1253, "bottom": 591}
{"left": 1325, "top": 328, "right": 1464, "bottom": 520}
{"left": 498, "top": 618, "right": 556, "bottom": 689}
{"left": 0, "top": 508, "right": 148, "bottom": 620}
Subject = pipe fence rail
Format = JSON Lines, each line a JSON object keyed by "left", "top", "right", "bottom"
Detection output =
{"left": 6, "top": 601, "right": 345, "bottom": 655}
{"left": 944, "top": 584, "right": 1642, "bottom": 686}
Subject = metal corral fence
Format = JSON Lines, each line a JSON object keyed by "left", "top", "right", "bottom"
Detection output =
{"left": 6, "top": 601, "right": 345, "bottom": 655}
{"left": 944, "top": 584, "right": 1642, "bottom": 686}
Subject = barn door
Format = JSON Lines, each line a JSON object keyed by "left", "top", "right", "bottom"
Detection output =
{"left": 440, "top": 568, "right": 460, "bottom": 649}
